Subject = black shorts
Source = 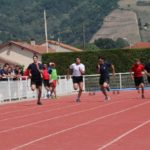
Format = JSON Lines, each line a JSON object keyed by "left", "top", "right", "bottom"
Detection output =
{"left": 43, "top": 80, "right": 50, "bottom": 87}
{"left": 134, "top": 77, "right": 144, "bottom": 86}
{"left": 72, "top": 76, "right": 83, "bottom": 84}
{"left": 99, "top": 77, "right": 109, "bottom": 85}
{"left": 31, "top": 79, "right": 42, "bottom": 88}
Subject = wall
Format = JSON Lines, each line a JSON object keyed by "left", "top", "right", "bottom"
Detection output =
{"left": 0, "top": 45, "right": 41, "bottom": 68}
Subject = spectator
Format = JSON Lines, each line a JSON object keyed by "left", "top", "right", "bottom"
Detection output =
{"left": 8, "top": 66, "right": 15, "bottom": 80}
{"left": 14, "top": 65, "right": 23, "bottom": 80}
{"left": 0, "top": 63, "right": 9, "bottom": 81}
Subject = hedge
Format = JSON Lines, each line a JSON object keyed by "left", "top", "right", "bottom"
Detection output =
{"left": 42, "top": 48, "right": 150, "bottom": 75}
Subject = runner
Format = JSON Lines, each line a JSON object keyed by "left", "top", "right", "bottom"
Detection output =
{"left": 41, "top": 64, "right": 51, "bottom": 98}
{"left": 28, "top": 55, "right": 43, "bottom": 105}
{"left": 67, "top": 58, "right": 85, "bottom": 102}
{"left": 97, "top": 57, "right": 115, "bottom": 101}
{"left": 130, "top": 58, "right": 145, "bottom": 99}
{"left": 144, "top": 58, "right": 150, "bottom": 84}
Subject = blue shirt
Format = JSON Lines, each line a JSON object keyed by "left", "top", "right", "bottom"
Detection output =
{"left": 99, "top": 63, "right": 111, "bottom": 78}
{"left": 48, "top": 66, "right": 52, "bottom": 74}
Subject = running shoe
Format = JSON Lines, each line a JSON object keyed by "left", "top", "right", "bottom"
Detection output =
{"left": 37, "top": 101, "right": 42, "bottom": 105}
{"left": 76, "top": 98, "right": 81, "bottom": 102}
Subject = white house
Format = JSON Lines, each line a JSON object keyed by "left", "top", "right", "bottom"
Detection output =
{"left": 0, "top": 40, "right": 83, "bottom": 68}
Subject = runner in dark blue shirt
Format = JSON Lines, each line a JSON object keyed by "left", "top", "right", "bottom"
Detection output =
{"left": 144, "top": 58, "right": 150, "bottom": 84}
{"left": 97, "top": 57, "right": 115, "bottom": 101}
{"left": 28, "top": 55, "right": 43, "bottom": 105}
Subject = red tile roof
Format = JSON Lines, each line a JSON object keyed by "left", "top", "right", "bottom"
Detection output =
{"left": 128, "top": 42, "right": 150, "bottom": 49}
{"left": 0, "top": 40, "right": 82, "bottom": 54}
{"left": 0, "top": 41, "right": 55, "bottom": 54}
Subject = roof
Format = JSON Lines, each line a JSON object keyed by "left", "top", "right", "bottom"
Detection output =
{"left": 48, "top": 40, "right": 83, "bottom": 52}
{"left": 0, "top": 41, "right": 55, "bottom": 54}
{"left": 0, "top": 40, "right": 83, "bottom": 54}
{"left": 128, "top": 42, "right": 150, "bottom": 49}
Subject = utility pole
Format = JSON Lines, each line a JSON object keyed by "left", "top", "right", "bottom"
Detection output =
{"left": 44, "top": 10, "right": 49, "bottom": 53}
{"left": 82, "top": 23, "right": 86, "bottom": 49}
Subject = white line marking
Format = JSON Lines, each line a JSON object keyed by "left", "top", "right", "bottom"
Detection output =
{"left": 0, "top": 102, "right": 59, "bottom": 116}
{"left": 0, "top": 91, "right": 129, "bottom": 119}
{"left": 98, "top": 119, "right": 150, "bottom": 150}
{"left": 11, "top": 101, "right": 150, "bottom": 150}
{"left": 0, "top": 103, "right": 80, "bottom": 122}
{"left": 0, "top": 101, "right": 122, "bottom": 134}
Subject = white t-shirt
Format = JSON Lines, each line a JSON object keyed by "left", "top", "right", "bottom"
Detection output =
{"left": 70, "top": 63, "right": 85, "bottom": 76}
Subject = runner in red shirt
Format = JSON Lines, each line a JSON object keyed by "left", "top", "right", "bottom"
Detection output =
{"left": 130, "top": 59, "right": 145, "bottom": 99}
{"left": 41, "top": 64, "right": 51, "bottom": 98}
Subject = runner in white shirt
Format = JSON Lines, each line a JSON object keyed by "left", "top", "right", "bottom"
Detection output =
{"left": 67, "top": 58, "right": 85, "bottom": 102}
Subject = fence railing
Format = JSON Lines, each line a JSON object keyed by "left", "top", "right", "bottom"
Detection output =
{"left": 0, "top": 72, "right": 149, "bottom": 103}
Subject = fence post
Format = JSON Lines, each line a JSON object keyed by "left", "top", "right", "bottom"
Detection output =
{"left": 18, "top": 78, "right": 21, "bottom": 100}
{"left": 8, "top": 78, "right": 11, "bottom": 102}
{"left": 83, "top": 75, "right": 86, "bottom": 92}
{"left": 119, "top": 73, "right": 122, "bottom": 89}
{"left": 25, "top": 77, "right": 28, "bottom": 99}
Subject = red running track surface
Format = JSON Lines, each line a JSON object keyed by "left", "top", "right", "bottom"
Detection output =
{"left": 0, "top": 91, "right": 150, "bottom": 150}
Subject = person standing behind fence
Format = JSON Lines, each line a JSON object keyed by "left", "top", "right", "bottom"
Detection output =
{"left": 130, "top": 59, "right": 145, "bottom": 99}
{"left": 97, "top": 57, "right": 115, "bottom": 101}
{"left": 0, "top": 63, "right": 9, "bottom": 81}
{"left": 67, "top": 58, "right": 85, "bottom": 102}
{"left": 28, "top": 55, "right": 43, "bottom": 105}
{"left": 49, "top": 63, "right": 58, "bottom": 99}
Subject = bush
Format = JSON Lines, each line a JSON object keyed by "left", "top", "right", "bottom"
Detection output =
{"left": 42, "top": 48, "right": 150, "bottom": 75}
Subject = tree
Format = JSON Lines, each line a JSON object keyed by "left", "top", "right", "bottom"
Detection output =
{"left": 94, "top": 38, "right": 116, "bottom": 49}
{"left": 94, "top": 38, "right": 130, "bottom": 49}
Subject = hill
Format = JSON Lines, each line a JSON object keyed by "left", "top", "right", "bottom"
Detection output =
{"left": 0, "top": 0, "right": 118, "bottom": 45}
{"left": 90, "top": 9, "right": 141, "bottom": 44}
{"left": 91, "top": 0, "right": 150, "bottom": 44}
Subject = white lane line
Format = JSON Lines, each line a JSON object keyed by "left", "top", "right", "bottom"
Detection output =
{"left": 0, "top": 101, "right": 122, "bottom": 134}
{"left": 98, "top": 119, "right": 150, "bottom": 150}
{"left": 0, "top": 103, "right": 80, "bottom": 122}
{"left": 0, "top": 102, "right": 60, "bottom": 116}
{"left": 0, "top": 91, "right": 129, "bottom": 118}
{"left": 11, "top": 101, "right": 150, "bottom": 150}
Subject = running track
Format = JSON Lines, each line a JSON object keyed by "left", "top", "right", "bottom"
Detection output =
{"left": 0, "top": 91, "right": 150, "bottom": 150}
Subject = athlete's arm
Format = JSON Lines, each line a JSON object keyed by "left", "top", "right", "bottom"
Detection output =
{"left": 96, "top": 64, "right": 100, "bottom": 74}
{"left": 67, "top": 66, "right": 71, "bottom": 80}
{"left": 130, "top": 67, "right": 134, "bottom": 80}
{"left": 79, "top": 66, "right": 85, "bottom": 75}
{"left": 36, "top": 63, "right": 43, "bottom": 73}
{"left": 111, "top": 64, "right": 115, "bottom": 77}
{"left": 144, "top": 69, "right": 149, "bottom": 76}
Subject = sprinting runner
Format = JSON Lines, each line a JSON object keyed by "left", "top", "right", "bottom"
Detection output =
{"left": 28, "top": 55, "right": 43, "bottom": 105}
{"left": 144, "top": 58, "right": 150, "bottom": 84}
{"left": 67, "top": 58, "right": 85, "bottom": 102}
{"left": 49, "top": 62, "right": 58, "bottom": 99}
{"left": 130, "top": 58, "right": 145, "bottom": 99}
{"left": 41, "top": 64, "right": 51, "bottom": 98}
{"left": 97, "top": 57, "right": 115, "bottom": 101}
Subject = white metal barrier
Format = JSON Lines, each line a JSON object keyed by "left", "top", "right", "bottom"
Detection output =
{"left": 0, "top": 73, "right": 149, "bottom": 103}
{"left": 0, "top": 76, "right": 74, "bottom": 103}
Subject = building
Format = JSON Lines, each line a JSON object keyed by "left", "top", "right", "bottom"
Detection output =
{"left": 46, "top": 40, "right": 82, "bottom": 52}
{"left": 127, "top": 42, "right": 150, "bottom": 49}
{"left": 0, "top": 40, "right": 82, "bottom": 68}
